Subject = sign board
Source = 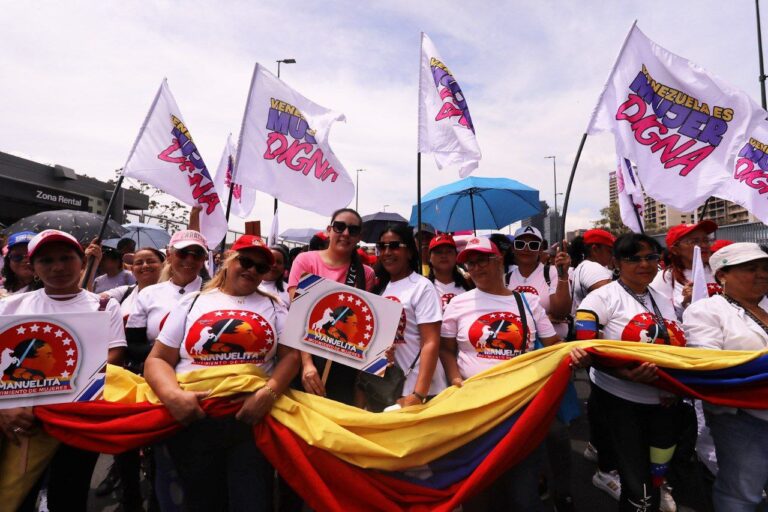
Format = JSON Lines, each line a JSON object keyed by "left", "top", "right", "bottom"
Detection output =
{"left": 281, "top": 274, "right": 403, "bottom": 376}
{"left": 0, "top": 312, "right": 109, "bottom": 408}
{"left": 0, "top": 177, "right": 91, "bottom": 211}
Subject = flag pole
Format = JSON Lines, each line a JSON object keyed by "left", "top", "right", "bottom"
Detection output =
{"left": 81, "top": 174, "right": 125, "bottom": 288}
{"left": 559, "top": 133, "right": 587, "bottom": 243}
{"left": 757, "top": 0, "right": 767, "bottom": 108}
{"left": 417, "top": 152, "right": 423, "bottom": 269}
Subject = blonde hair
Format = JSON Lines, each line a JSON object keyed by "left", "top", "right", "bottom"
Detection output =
{"left": 203, "top": 251, "right": 277, "bottom": 302}
{"left": 158, "top": 260, "right": 172, "bottom": 283}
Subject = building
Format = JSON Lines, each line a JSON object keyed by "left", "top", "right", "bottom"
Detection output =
{"left": 0, "top": 151, "right": 148, "bottom": 226}
{"left": 521, "top": 200, "right": 548, "bottom": 234}
{"left": 642, "top": 196, "right": 694, "bottom": 230}
{"left": 608, "top": 171, "right": 618, "bottom": 208}
{"left": 697, "top": 197, "right": 757, "bottom": 225}
{"left": 543, "top": 210, "right": 561, "bottom": 244}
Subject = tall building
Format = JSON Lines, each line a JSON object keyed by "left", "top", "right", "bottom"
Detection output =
{"left": 608, "top": 171, "right": 618, "bottom": 208}
{"left": 521, "top": 200, "right": 548, "bottom": 234}
{"left": 697, "top": 197, "right": 757, "bottom": 225}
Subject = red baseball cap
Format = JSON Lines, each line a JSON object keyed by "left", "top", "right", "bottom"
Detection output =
{"left": 583, "top": 229, "right": 616, "bottom": 247}
{"left": 230, "top": 235, "right": 275, "bottom": 265}
{"left": 314, "top": 231, "right": 329, "bottom": 241}
{"left": 457, "top": 237, "right": 501, "bottom": 264}
{"left": 665, "top": 220, "right": 718, "bottom": 247}
{"left": 710, "top": 239, "right": 734, "bottom": 254}
{"left": 429, "top": 234, "right": 457, "bottom": 251}
{"left": 27, "top": 229, "right": 84, "bottom": 259}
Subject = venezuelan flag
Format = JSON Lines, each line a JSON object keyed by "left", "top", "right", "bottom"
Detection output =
{"left": 35, "top": 341, "right": 768, "bottom": 512}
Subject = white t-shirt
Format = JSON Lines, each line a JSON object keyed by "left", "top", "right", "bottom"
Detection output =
{"left": 0, "top": 289, "right": 126, "bottom": 350}
{"left": 105, "top": 285, "right": 139, "bottom": 322}
{"left": 382, "top": 272, "right": 445, "bottom": 396}
{"left": 576, "top": 281, "right": 686, "bottom": 405}
{"left": 93, "top": 270, "right": 136, "bottom": 294}
{"left": 571, "top": 260, "right": 613, "bottom": 313}
{"left": 432, "top": 279, "right": 468, "bottom": 312}
{"left": 157, "top": 289, "right": 286, "bottom": 375}
{"left": 651, "top": 267, "right": 720, "bottom": 321}
{"left": 684, "top": 294, "right": 768, "bottom": 422}
{"left": 126, "top": 276, "right": 203, "bottom": 342}
{"left": 507, "top": 263, "right": 569, "bottom": 338}
{"left": 441, "top": 289, "right": 556, "bottom": 378}
{"left": 259, "top": 280, "right": 289, "bottom": 306}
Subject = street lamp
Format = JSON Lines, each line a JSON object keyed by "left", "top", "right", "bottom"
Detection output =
{"left": 355, "top": 169, "right": 365, "bottom": 211}
{"left": 276, "top": 58, "right": 296, "bottom": 78}
{"left": 383, "top": 204, "right": 390, "bottom": 212}
{"left": 544, "top": 156, "right": 558, "bottom": 216}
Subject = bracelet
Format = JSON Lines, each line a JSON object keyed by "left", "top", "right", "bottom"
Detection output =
{"left": 558, "top": 278, "right": 569, "bottom": 283}
{"left": 412, "top": 391, "right": 428, "bottom": 404}
{"left": 262, "top": 384, "right": 279, "bottom": 402}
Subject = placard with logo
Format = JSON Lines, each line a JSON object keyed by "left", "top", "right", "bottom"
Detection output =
{"left": 281, "top": 274, "right": 404, "bottom": 376}
{"left": 0, "top": 312, "right": 110, "bottom": 409}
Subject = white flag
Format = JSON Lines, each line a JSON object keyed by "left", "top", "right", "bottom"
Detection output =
{"left": 616, "top": 156, "right": 645, "bottom": 233}
{"left": 691, "top": 245, "right": 708, "bottom": 303}
{"left": 719, "top": 117, "right": 768, "bottom": 225}
{"left": 122, "top": 80, "right": 228, "bottom": 248}
{"left": 233, "top": 63, "right": 354, "bottom": 216}
{"left": 588, "top": 23, "right": 759, "bottom": 212}
{"left": 418, "top": 33, "right": 481, "bottom": 177}
{"left": 213, "top": 134, "right": 256, "bottom": 219}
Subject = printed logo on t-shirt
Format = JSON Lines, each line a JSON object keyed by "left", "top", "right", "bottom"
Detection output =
{"left": 707, "top": 282, "right": 722, "bottom": 297}
{"left": 304, "top": 291, "right": 376, "bottom": 360}
{"left": 440, "top": 293, "right": 456, "bottom": 310}
{"left": 385, "top": 296, "right": 407, "bottom": 344}
{"left": 512, "top": 285, "right": 539, "bottom": 296}
{"left": 468, "top": 312, "right": 528, "bottom": 359}
{"left": 184, "top": 310, "right": 274, "bottom": 366}
{"left": 620, "top": 313, "right": 686, "bottom": 346}
{"left": 0, "top": 321, "right": 81, "bottom": 397}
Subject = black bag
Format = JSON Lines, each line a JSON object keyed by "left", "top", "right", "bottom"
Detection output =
{"left": 357, "top": 353, "right": 420, "bottom": 412}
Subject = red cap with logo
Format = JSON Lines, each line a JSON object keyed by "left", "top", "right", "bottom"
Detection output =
{"left": 710, "top": 239, "right": 733, "bottom": 254}
{"left": 429, "top": 234, "right": 457, "bottom": 251}
{"left": 230, "top": 235, "right": 275, "bottom": 265}
{"left": 457, "top": 237, "right": 501, "bottom": 264}
{"left": 27, "top": 229, "right": 84, "bottom": 259}
{"left": 583, "top": 229, "right": 616, "bottom": 247}
{"left": 665, "top": 220, "right": 718, "bottom": 247}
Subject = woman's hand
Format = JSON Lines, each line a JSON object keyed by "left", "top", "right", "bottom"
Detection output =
{"left": 569, "top": 347, "right": 592, "bottom": 369}
{"left": 84, "top": 238, "right": 103, "bottom": 265}
{"left": 385, "top": 345, "right": 396, "bottom": 365}
{"left": 0, "top": 407, "right": 36, "bottom": 445}
{"left": 616, "top": 362, "right": 658, "bottom": 383}
{"left": 235, "top": 388, "right": 275, "bottom": 425}
{"left": 301, "top": 363, "right": 326, "bottom": 396}
{"left": 397, "top": 394, "right": 423, "bottom": 408}
{"left": 165, "top": 389, "right": 209, "bottom": 425}
{"left": 450, "top": 376, "right": 464, "bottom": 388}
{"left": 554, "top": 242, "right": 571, "bottom": 274}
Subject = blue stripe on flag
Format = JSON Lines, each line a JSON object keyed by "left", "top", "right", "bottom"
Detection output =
{"left": 667, "top": 354, "right": 768, "bottom": 386}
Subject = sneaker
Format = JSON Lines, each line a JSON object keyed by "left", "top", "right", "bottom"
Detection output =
{"left": 583, "top": 442, "right": 599, "bottom": 463}
{"left": 592, "top": 470, "right": 621, "bottom": 501}
{"left": 660, "top": 484, "right": 677, "bottom": 512}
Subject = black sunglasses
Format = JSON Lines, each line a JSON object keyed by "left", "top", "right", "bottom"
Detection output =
{"left": 237, "top": 255, "right": 271, "bottom": 274}
{"left": 375, "top": 241, "right": 407, "bottom": 252}
{"left": 622, "top": 254, "right": 661, "bottom": 264}
{"left": 330, "top": 221, "right": 362, "bottom": 236}
{"left": 513, "top": 240, "right": 542, "bottom": 251}
{"left": 175, "top": 247, "right": 207, "bottom": 260}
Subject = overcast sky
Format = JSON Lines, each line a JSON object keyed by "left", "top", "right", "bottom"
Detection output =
{"left": 1, "top": 1, "right": 763, "bottom": 236}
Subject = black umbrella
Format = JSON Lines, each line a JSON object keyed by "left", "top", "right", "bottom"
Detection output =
{"left": 360, "top": 212, "right": 408, "bottom": 243}
{"left": 3, "top": 209, "right": 127, "bottom": 246}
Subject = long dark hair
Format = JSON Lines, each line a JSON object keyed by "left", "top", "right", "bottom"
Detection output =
{"left": 372, "top": 223, "right": 421, "bottom": 295}
{"left": 269, "top": 245, "right": 289, "bottom": 293}
{"left": 330, "top": 208, "right": 366, "bottom": 290}
{"left": 427, "top": 247, "right": 473, "bottom": 291}
{"left": 613, "top": 233, "right": 662, "bottom": 260}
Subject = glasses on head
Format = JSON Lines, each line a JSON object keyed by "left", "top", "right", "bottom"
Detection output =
{"left": 236, "top": 255, "right": 271, "bottom": 274}
{"left": 175, "top": 247, "right": 207, "bottom": 260}
{"left": 464, "top": 255, "right": 496, "bottom": 270}
{"left": 621, "top": 254, "right": 661, "bottom": 264}
{"left": 375, "top": 241, "right": 407, "bottom": 254}
{"left": 330, "top": 221, "right": 362, "bottom": 237}
{"left": 8, "top": 253, "right": 28, "bottom": 263}
{"left": 677, "top": 237, "right": 712, "bottom": 247}
{"left": 513, "top": 240, "right": 542, "bottom": 252}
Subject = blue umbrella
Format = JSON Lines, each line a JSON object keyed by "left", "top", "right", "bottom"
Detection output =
{"left": 117, "top": 222, "right": 172, "bottom": 250}
{"left": 409, "top": 177, "right": 541, "bottom": 234}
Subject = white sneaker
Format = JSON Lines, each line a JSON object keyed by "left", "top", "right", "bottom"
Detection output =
{"left": 583, "top": 442, "right": 599, "bottom": 463}
{"left": 660, "top": 484, "right": 677, "bottom": 512}
{"left": 592, "top": 470, "right": 621, "bottom": 501}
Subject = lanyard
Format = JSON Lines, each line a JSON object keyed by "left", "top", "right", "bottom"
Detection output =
{"left": 617, "top": 280, "right": 671, "bottom": 345}
{"left": 722, "top": 294, "right": 768, "bottom": 342}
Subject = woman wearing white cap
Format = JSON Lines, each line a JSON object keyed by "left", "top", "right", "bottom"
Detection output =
{"left": 440, "top": 236, "right": 560, "bottom": 511}
{"left": 144, "top": 235, "right": 299, "bottom": 511}
{"left": 0, "top": 229, "right": 126, "bottom": 511}
{"left": 683, "top": 242, "right": 768, "bottom": 511}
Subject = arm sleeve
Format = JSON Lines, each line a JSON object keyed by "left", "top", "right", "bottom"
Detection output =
{"left": 440, "top": 301, "right": 459, "bottom": 338}
{"left": 525, "top": 294, "right": 556, "bottom": 338}
{"left": 581, "top": 262, "right": 613, "bottom": 290}
{"left": 156, "top": 301, "right": 189, "bottom": 349}
{"left": 682, "top": 300, "right": 724, "bottom": 350}
{"left": 414, "top": 280, "right": 442, "bottom": 324}
{"left": 105, "top": 299, "right": 127, "bottom": 349}
{"left": 546, "top": 266, "right": 559, "bottom": 296}
{"left": 287, "top": 252, "right": 312, "bottom": 289}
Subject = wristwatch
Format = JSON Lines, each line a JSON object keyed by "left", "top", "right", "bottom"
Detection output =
{"left": 412, "top": 391, "right": 428, "bottom": 404}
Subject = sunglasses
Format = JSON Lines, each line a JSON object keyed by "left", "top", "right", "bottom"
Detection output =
{"left": 9, "top": 254, "right": 28, "bottom": 263}
{"left": 237, "top": 255, "right": 271, "bottom": 274}
{"left": 330, "top": 221, "right": 362, "bottom": 237}
{"left": 175, "top": 248, "right": 207, "bottom": 260}
{"left": 622, "top": 254, "right": 661, "bottom": 264}
{"left": 513, "top": 240, "right": 542, "bottom": 251}
{"left": 375, "top": 241, "right": 407, "bottom": 252}
{"left": 464, "top": 255, "right": 497, "bottom": 270}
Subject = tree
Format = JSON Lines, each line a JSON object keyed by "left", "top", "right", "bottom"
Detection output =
{"left": 593, "top": 203, "right": 661, "bottom": 235}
